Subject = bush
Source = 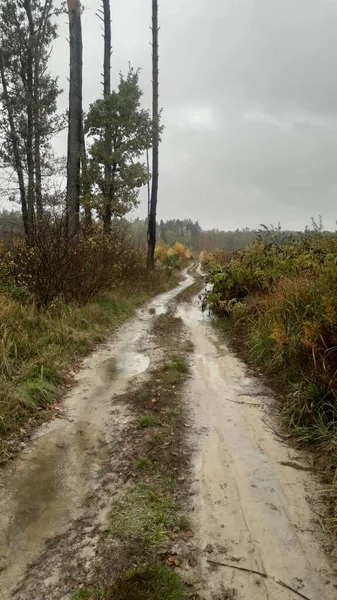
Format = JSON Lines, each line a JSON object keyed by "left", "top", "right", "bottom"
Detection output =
{"left": 155, "top": 241, "right": 192, "bottom": 269}
{"left": 0, "top": 216, "right": 145, "bottom": 307}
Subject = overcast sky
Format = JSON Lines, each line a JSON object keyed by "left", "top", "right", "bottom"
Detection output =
{"left": 50, "top": 0, "right": 337, "bottom": 231}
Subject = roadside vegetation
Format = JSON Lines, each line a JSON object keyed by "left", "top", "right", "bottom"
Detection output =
{"left": 201, "top": 226, "right": 337, "bottom": 532}
{"left": 0, "top": 227, "right": 181, "bottom": 464}
{"left": 154, "top": 241, "right": 193, "bottom": 269}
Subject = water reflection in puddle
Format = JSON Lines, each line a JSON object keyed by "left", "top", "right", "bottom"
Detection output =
{"left": 98, "top": 352, "right": 150, "bottom": 383}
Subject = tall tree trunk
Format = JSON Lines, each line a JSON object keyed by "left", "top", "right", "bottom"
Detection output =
{"left": 0, "top": 49, "right": 31, "bottom": 242}
{"left": 102, "top": 0, "right": 112, "bottom": 233}
{"left": 33, "top": 0, "right": 53, "bottom": 219}
{"left": 80, "top": 119, "right": 92, "bottom": 228}
{"left": 66, "top": 0, "right": 83, "bottom": 237}
{"left": 102, "top": 0, "right": 111, "bottom": 98}
{"left": 24, "top": 0, "right": 36, "bottom": 236}
{"left": 34, "top": 44, "right": 42, "bottom": 219}
{"left": 147, "top": 0, "right": 159, "bottom": 270}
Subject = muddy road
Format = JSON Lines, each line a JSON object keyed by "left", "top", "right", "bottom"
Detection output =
{"left": 179, "top": 298, "right": 336, "bottom": 600}
{"left": 0, "top": 269, "right": 336, "bottom": 599}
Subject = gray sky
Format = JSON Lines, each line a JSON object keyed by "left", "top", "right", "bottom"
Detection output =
{"left": 50, "top": 0, "right": 337, "bottom": 231}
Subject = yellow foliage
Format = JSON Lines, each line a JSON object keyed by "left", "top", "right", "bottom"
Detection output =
{"left": 154, "top": 242, "right": 169, "bottom": 263}
{"left": 269, "top": 321, "right": 289, "bottom": 347}
{"left": 301, "top": 321, "right": 322, "bottom": 351}
{"left": 322, "top": 297, "right": 336, "bottom": 325}
{"left": 155, "top": 241, "right": 192, "bottom": 268}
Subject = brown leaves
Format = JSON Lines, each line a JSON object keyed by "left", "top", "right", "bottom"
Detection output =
{"left": 166, "top": 555, "right": 180, "bottom": 567}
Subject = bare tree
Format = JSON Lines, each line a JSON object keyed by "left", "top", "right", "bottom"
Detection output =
{"left": 147, "top": 0, "right": 159, "bottom": 270}
{"left": 80, "top": 121, "right": 92, "bottom": 228}
{"left": 96, "top": 0, "right": 113, "bottom": 232}
{"left": 101, "top": 0, "right": 111, "bottom": 98}
{"left": 66, "top": 0, "right": 83, "bottom": 237}
{"left": 102, "top": 0, "right": 113, "bottom": 232}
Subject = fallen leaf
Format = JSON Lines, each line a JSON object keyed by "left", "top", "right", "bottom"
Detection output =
{"left": 205, "top": 543, "right": 214, "bottom": 553}
{"left": 184, "top": 530, "right": 195, "bottom": 539}
{"left": 166, "top": 556, "right": 180, "bottom": 567}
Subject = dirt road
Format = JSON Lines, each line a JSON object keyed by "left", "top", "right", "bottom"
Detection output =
{"left": 179, "top": 296, "right": 336, "bottom": 600}
{"left": 0, "top": 270, "right": 336, "bottom": 599}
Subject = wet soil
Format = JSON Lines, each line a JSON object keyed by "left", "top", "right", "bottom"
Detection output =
{"left": 0, "top": 273, "right": 193, "bottom": 599}
{"left": 178, "top": 297, "right": 337, "bottom": 600}
{"left": 0, "top": 268, "right": 336, "bottom": 600}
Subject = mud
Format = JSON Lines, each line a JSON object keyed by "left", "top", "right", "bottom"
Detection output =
{"left": 0, "top": 272, "right": 193, "bottom": 599}
{"left": 178, "top": 298, "right": 337, "bottom": 600}
{"left": 0, "top": 268, "right": 336, "bottom": 600}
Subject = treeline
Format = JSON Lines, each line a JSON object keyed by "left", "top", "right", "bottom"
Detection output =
{"left": 127, "top": 218, "right": 332, "bottom": 252}
{"left": 0, "top": 210, "right": 332, "bottom": 254}
{"left": 0, "top": 210, "right": 258, "bottom": 251}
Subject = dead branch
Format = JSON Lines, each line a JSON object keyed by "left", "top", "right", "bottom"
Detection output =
{"left": 207, "top": 559, "right": 315, "bottom": 600}
{"left": 207, "top": 559, "right": 267, "bottom": 578}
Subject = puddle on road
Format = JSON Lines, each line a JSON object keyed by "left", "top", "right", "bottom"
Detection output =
{"left": 0, "top": 419, "right": 106, "bottom": 594}
{"left": 179, "top": 294, "right": 337, "bottom": 600}
{"left": 98, "top": 352, "right": 150, "bottom": 384}
{"left": 0, "top": 267, "right": 196, "bottom": 598}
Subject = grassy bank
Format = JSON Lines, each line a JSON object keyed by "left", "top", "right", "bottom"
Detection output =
{"left": 0, "top": 273, "right": 177, "bottom": 464}
{"left": 202, "top": 236, "right": 337, "bottom": 532}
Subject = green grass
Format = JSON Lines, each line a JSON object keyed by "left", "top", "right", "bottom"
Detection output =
{"left": 110, "top": 484, "right": 175, "bottom": 549}
{"left": 161, "top": 356, "right": 190, "bottom": 385}
{"left": 71, "top": 589, "right": 103, "bottom": 600}
{"left": 72, "top": 565, "right": 188, "bottom": 600}
{"left": 175, "top": 515, "right": 191, "bottom": 531}
{"left": 134, "top": 456, "right": 153, "bottom": 471}
{"left": 139, "top": 413, "right": 159, "bottom": 428}
{"left": 111, "top": 564, "right": 188, "bottom": 600}
{"left": 182, "top": 340, "right": 194, "bottom": 353}
{"left": 0, "top": 275, "right": 174, "bottom": 464}
{"left": 175, "top": 276, "right": 204, "bottom": 304}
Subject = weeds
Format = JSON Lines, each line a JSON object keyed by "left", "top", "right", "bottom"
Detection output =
{"left": 110, "top": 484, "right": 176, "bottom": 549}
{"left": 71, "top": 589, "right": 103, "bottom": 600}
{"left": 71, "top": 564, "right": 188, "bottom": 600}
{"left": 134, "top": 456, "right": 153, "bottom": 471}
{"left": 175, "top": 515, "right": 191, "bottom": 531}
{"left": 111, "top": 564, "right": 188, "bottom": 600}
{"left": 139, "top": 413, "right": 159, "bottom": 428}
{"left": 161, "top": 356, "right": 190, "bottom": 385}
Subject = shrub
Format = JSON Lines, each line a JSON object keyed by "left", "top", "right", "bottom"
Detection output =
{"left": 0, "top": 216, "right": 144, "bottom": 307}
{"left": 155, "top": 241, "right": 192, "bottom": 269}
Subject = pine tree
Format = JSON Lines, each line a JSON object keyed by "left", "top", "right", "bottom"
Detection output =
{"left": 85, "top": 68, "right": 152, "bottom": 224}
